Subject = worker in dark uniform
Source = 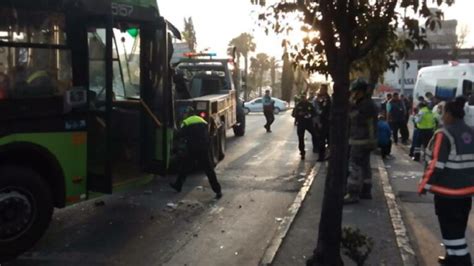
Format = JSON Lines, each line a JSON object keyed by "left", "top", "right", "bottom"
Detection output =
{"left": 315, "top": 84, "right": 331, "bottom": 161}
{"left": 344, "top": 78, "right": 378, "bottom": 204}
{"left": 419, "top": 97, "right": 474, "bottom": 266}
{"left": 292, "top": 94, "right": 317, "bottom": 160}
{"left": 262, "top": 90, "right": 275, "bottom": 132}
{"left": 170, "top": 107, "right": 222, "bottom": 199}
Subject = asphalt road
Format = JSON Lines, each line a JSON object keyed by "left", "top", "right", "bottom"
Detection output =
{"left": 7, "top": 111, "right": 319, "bottom": 266}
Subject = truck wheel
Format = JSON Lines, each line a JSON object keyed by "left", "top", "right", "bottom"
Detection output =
{"left": 0, "top": 165, "right": 53, "bottom": 262}
{"left": 218, "top": 123, "right": 226, "bottom": 160}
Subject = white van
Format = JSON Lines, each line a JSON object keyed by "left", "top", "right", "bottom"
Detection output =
{"left": 413, "top": 63, "right": 474, "bottom": 126}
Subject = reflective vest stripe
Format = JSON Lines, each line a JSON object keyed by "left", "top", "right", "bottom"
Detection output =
{"left": 435, "top": 161, "right": 445, "bottom": 169}
{"left": 445, "top": 161, "right": 474, "bottom": 169}
{"left": 419, "top": 133, "right": 443, "bottom": 193}
{"left": 26, "top": 70, "right": 48, "bottom": 84}
{"left": 427, "top": 160, "right": 474, "bottom": 169}
{"left": 448, "top": 154, "right": 474, "bottom": 161}
{"left": 441, "top": 128, "right": 457, "bottom": 156}
{"left": 443, "top": 238, "right": 467, "bottom": 246}
{"left": 447, "top": 248, "right": 470, "bottom": 256}
{"left": 426, "top": 153, "right": 474, "bottom": 163}
{"left": 429, "top": 185, "right": 474, "bottom": 196}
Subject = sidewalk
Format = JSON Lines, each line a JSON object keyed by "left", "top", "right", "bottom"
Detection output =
{"left": 272, "top": 157, "right": 403, "bottom": 265}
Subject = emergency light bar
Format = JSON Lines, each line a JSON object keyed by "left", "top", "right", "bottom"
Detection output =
{"left": 183, "top": 52, "right": 217, "bottom": 58}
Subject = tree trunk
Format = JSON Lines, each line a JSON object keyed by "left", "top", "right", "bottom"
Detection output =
{"left": 368, "top": 69, "right": 379, "bottom": 87}
{"left": 308, "top": 63, "right": 350, "bottom": 266}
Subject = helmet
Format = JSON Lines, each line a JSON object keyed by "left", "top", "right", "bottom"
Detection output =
{"left": 350, "top": 78, "right": 369, "bottom": 92}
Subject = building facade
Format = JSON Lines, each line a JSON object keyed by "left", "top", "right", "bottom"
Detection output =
{"left": 382, "top": 19, "right": 474, "bottom": 96}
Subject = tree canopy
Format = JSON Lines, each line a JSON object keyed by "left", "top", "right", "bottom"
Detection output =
{"left": 182, "top": 17, "right": 197, "bottom": 52}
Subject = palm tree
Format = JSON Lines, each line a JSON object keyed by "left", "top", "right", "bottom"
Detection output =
{"left": 251, "top": 53, "right": 271, "bottom": 96}
{"left": 229, "top": 33, "right": 256, "bottom": 100}
{"left": 269, "top": 56, "right": 277, "bottom": 92}
{"left": 182, "top": 17, "right": 197, "bottom": 52}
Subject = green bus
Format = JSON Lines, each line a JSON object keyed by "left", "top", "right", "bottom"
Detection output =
{"left": 0, "top": 0, "right": 179, "bottom": 260}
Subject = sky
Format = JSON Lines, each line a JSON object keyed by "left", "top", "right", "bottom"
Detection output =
{"left": 159, "top": 0, "right": 474, "bottom": 59}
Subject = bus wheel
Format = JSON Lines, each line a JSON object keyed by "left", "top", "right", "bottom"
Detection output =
{"left": 0, "top": 165, "right": 53, "bottom": 262}
{"left": 218, "top": 122, "right": 226, "bottom": 160}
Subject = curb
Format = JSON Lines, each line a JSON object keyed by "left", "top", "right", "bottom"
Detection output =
{"left": 376, "top": 156, "right": 418, "bottom": 266}
{"left": 259, "top": 163, "right": 321, "bottom": 266}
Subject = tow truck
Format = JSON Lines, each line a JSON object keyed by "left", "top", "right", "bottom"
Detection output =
{"left": 0, "top": 0, "right": 179, "bottom": 260}
{"left": 173, "top": 52, "right": 246, "bottom": 163}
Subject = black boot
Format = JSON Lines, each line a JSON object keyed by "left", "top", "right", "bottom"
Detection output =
{"left": 360, "top": 184, "right": 372, "bottom": 199}
{"left": 412, "top": 153, "right": 420, "bottom": 161}
{"left": 169, "top": 182, "right": 182, "bottom": 193}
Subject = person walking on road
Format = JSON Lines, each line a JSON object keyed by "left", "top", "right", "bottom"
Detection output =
{"left": 412, "top": 101, "right": 436, "bottom": 161}
{"left": 387, "top": 93, "right": 409, "bottom": 144}
{"left": 170, "top": 107, "right": 222, "bottom": 199}
{"left": 292, "top": 94, "right": 317, "bottom": 160}
{"left": 344, "top": 78, "right": 378, "bottom": 204}
{"left": 262, "top": 90, "right": 275, "bottom": 133}
{"left": 314, "top": 84, "right": 331, "bottom": 161}
{"left": 418, "top": 97, "right": 474, "bottom": 266}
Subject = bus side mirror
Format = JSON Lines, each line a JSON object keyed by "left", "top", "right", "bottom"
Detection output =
{"left": 64, "top": 87, "right": 87, "bottom": 112}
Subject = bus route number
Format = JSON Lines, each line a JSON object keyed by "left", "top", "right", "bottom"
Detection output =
{"left": 112, "top": 3, "right": 134, "bottom": 17}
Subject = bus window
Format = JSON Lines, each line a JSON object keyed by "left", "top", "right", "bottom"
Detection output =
{"left": 0, "top": 9, "right": 72, "bottom": 99}
{"left": 112, "top": 27, "right": 141, "bottom": 100}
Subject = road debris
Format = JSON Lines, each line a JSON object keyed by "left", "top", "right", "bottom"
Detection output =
{"left": 297, "top": 178, "right": 305, "bottom": 182}
{"left": 275, "top": 217, "right": 283, "bottom": 222}
{"left": 94, "top": 200, "right": 105, "bottom": 207}
{"left": 166, "top": 202, "right": 178, "bottom": 211}
{"left": 143, "top": 190, "right": 152, "bottom": 195}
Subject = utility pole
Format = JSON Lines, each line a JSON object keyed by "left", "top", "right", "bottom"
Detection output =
{"left": 400, "top": 57, "right": 406, "bottom": 95}
{"left": 400, "top": 8, "right": 407, "bottom": 96}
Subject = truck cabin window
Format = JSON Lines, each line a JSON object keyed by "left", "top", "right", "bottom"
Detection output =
{"left": 0, "top": 8, "right": 72, "bottom": 100}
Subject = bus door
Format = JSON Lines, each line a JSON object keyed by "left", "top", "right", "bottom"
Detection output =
{"left": 141, "top": 18, "right": 175, "bottom": 174}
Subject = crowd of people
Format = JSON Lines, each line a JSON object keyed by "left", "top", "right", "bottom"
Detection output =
{"left": 377, "top": 91, "right": 446, "bottom": 162}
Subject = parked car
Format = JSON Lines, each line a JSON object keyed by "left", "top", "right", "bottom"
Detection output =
{"left": 244, "top": 97, "right": 289, "bottom": 114}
